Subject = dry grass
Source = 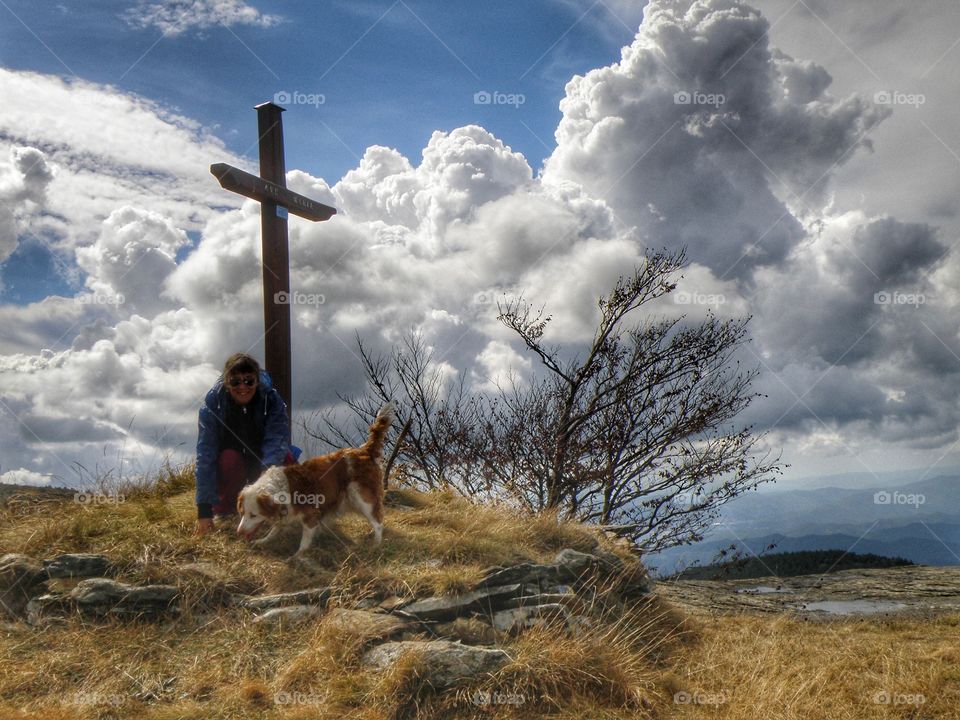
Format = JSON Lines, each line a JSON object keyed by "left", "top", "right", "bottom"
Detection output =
{"left": 0, "top": 467, "right": 683, "bottom": 719}
{"left": 664, "top": 612, "right": 960, "bottom": 719}
{"left": 4, "top": 469, "right": 958, "bottom": 718}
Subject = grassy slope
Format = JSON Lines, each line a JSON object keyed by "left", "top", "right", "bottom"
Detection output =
{"left": 1, "top": 468, "right": 958, "bottom": 719}
{"left": 0, "top": 468, "right": 687, "bottom": 720}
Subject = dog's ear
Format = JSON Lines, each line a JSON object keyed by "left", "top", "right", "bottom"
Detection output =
{"left": 236, "top": 491, "right": 245, "bottom": 515}
{"left": 256, "top": 492, "right": 279, "bottom": 518}
{"left": 256, "top": 492, "right": 288, "bottom": 518}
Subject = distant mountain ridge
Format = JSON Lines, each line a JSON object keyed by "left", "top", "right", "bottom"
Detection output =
{"left": 648, "top": 474, "right": 960, "bottom": 576}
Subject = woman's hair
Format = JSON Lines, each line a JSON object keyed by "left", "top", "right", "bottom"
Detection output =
{"left": 222, "top": 352, "right": 261, "bottom": 378}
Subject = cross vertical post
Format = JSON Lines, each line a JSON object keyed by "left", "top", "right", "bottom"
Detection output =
{"left": 210, "top": 103, "right": 337, "bottom": 436}
{"left": 256, "top": 101, "right": 292, "bottom": 418}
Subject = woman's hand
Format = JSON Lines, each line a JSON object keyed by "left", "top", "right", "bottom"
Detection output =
{"left": 194, "top": 518, "right": 215, "bottom": 536}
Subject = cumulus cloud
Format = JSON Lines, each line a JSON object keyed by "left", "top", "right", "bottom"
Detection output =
{"left": 2, "top": 0, "right": 959, "bottom": 486}
{"left": 76, "top": 207, "right": 190, "bottom": 317}
{"left": 0, "top": 146, "right": 54, "bottom": 263}
{"left": 124, "top": 0, "right": 282, "bottom": 35}
{"left": 0, "top": 68, "right": 245, "bottom": 252}
{"left": 543, "top": 0, "right": 888, "bottom": 280}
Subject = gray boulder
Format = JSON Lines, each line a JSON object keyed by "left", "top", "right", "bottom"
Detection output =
{"left": 235, "top": 587, "right": 331, "bottom": 610}
{"left": 398, "top": 584, "right": 523, "bottom": 622}
{"left": 70, "top": 578, "right": 179, "bottom": 618}
{"left": 363, "top": 640, "right": 510, "bottom": 689}
{"left": 475, "top": 563, "right": 561, "bottom": 589}
{"left": 43, "top": 553, "right": 111, "bottom": 579}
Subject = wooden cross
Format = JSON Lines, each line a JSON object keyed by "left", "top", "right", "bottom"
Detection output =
{"left": 210, "top": 102, "right": 337, "bottom": 422}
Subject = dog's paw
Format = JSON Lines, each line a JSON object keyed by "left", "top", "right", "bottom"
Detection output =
{"left": 250, "top": 537, "right": 270, "bottom": 548}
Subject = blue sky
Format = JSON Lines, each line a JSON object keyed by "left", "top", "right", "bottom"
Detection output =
{"left": 2, "top": 0, "right": 960, "bottom": 489}
{"left": 0, "top": 0, "right": 642, "bottom": 184}
{"left": 0, "top": 0, "right": 645, "bottom": 303}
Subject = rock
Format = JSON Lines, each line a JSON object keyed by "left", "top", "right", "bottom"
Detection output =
{"left": 362, "top": 640, "right": 510, "bottom": 689}
{"left": 476, "top": 563, "right": 561, "bottom": 589}
{"left": 0, "top": 554, "right": 47, "bottom": 619}
{"left": 399, "top": 584, "right": 523, "bottom": 622}
{"left": 70, "top": 578, "right": 179, "bottom": 618}
{"left": 235, "top": 587, "right": 331, "bottom": 611}
{"left": 43, "top": 553, "right": 111, "bottom": 579}
{"left": 618, "top": 567, "right": 655, "bottom": 596}
{"left": 25, "top": 593, "right": 68, "bottom": 625}
{"left": 502, "top": 592, "right": 580, "bottom": 610}
{"left": 490, "top": 603, "right": 571, "bottom": 633}
{"left": 554, "top": 549, "right": 605, "bottom": 581}
{"left": 253, "top": 605, "right": 324, "bottom": 624}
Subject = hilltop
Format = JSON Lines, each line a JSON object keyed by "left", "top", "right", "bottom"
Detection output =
{"left": 2, "top": 469, "right": 960, "bottom": 719}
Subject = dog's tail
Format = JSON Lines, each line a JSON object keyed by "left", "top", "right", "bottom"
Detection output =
{"left": 362, "top": 402, "right": 395, "bottom": 459}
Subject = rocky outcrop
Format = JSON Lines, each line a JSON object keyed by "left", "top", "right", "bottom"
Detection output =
{"left": 398, "top": 584, "right": 524, "bottom": 622}
{"left": 362, "top": 640, "right": 510, "bottom": 688}
{"left": 28, "top": 578, "right": 179, "bottom": 623}
{"left": 3, "top": 546, "right": 650, "bottom": 692}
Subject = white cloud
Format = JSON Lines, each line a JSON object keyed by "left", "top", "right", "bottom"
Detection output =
{"left": 0, "top": 468, "right": 53, "bottom": 486}
{"left": 0, "top": 68, "right": 245, "bottom": 251}
{"left": 543, "top": 0, "right": 888, "bottom": 279}
{"left": 124, "top": 0, "right": 282, "bottom": 35}
{"left": 2, "top": 0, "right": 959, "bottom": 486}
{"left": 0, "top": 146, "right": 54, "bottom": 263}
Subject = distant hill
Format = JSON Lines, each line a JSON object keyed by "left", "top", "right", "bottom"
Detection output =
{"left": 0, "top": 482, "right": 75, "bottom": 504}
{"left": 646, "top": 474, "right": 960, "bottom": 576}
{"left": 671, "top": 549, "right": 914, "bottom": 580}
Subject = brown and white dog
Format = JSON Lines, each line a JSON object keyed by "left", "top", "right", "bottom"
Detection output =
{"left": 237, "top": 402, "right": 393, "bottom": 556}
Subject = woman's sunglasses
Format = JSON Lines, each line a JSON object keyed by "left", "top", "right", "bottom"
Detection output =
{"left": 228, "top": 377, "right": 257, "bottom": 388}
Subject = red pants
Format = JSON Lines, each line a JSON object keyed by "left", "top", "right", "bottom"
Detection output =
{"left": 213, "top": 449, "right": 296, "bottom": 516}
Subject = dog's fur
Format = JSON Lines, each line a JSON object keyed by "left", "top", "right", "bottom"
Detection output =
{"left": 237, "top": 402, "right": 393, "bottom": 556}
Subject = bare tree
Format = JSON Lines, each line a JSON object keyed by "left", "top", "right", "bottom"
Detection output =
{"left": 494, "top": 249, "right": 782, "bottom": 550}
{"left": 307, "top": 249, "right": 782, "bottom": 552}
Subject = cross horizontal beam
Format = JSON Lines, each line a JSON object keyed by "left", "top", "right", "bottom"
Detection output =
{"left": 210, "top": 162, "right": 337, "bottom": 222}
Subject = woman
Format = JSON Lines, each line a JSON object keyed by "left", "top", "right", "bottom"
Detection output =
{"left": 194, "top": 353, "right": 293, "bottom": 535}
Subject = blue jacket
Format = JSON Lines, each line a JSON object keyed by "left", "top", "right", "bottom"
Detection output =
{"left": 195, "top": 370, "right": 290, "bottom": 507}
